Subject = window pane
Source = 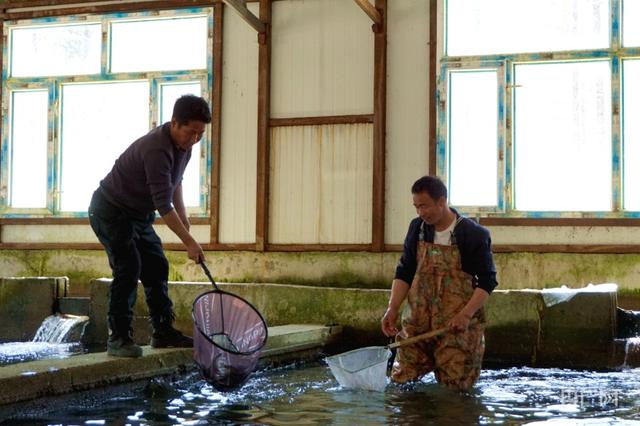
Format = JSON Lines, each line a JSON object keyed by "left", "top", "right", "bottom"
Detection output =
{"left": 623, "top": 0, "right": 640, "bottom": 47}
{"left": 447, "top": 0, "right": 608, "bottom": 56}
{"left": 448, "top": 71, "right": 498, "bottom": 206}
{"left": 11, "top": 24, "right": 101, "bottom": 77}
{"left": 60, "top": 82, "right": 149, "bottom": 212}
{"left": 10, "top": 91, "right": 48, "bottom": 208}
{"left": 514, "top": 62, "right": 611, "bottom": 211}
{"left": 160, "top": 82, "right": 203, "bottom": 208}
{"left": 623, "top": 60, "right": 640, "bottom": 210}
{"left": 111, "top": 17, "right": 207, "bottom": 73}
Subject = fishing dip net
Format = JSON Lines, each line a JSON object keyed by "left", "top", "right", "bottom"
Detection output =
{"left": 192, "top": 263, "right": 268, "bottom": 391}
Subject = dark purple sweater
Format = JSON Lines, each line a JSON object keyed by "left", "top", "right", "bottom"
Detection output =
{"left": 99, "top": 123, "right": 191, "bottom": 217}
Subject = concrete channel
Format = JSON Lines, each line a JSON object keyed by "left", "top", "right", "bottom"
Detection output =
{"left": 0, "top": 324, "right": 341, "bottom": 406}
{"left": 1, "top": 277, "right": 639, "bottom": 406}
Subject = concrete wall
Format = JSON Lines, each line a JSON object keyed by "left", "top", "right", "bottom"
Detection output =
{"left": 1, "top": 249, "right": 640, "bottom": 306}
{"left": 86, "top": 278, "right": 390, "bottom": 349}
{"left": 84, "top": 278, "right": 620, "bottom": 369}
{"left": 0, "top": 277, "right": 67, "bottom": 341}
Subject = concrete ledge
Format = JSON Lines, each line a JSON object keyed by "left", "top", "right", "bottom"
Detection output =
{"left": 484, "top": 287, "right": 618, "bottom": 369}
{"left": 58, "top": 297, "right": 90, "bottom": 317}
{"left": 484, "top": 290, "right": 542, "bottom": 365}
{"left": 261, "top": 324, "right": 342, "bottom": 358}
{"left": 0, "top": 324, "right": 340, "bottom": 406}
{"left": 83, "top": 279, "right": 622, "bottom": 370}
{"left": 537, "top": 291, "right": 617, "bottom": 368}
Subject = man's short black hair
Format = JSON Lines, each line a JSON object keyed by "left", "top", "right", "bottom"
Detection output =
{"left": 173, "top": 94, "right": 212, "bottom": 125}
{"left": 411, "top": 175, "right": 447, "bottom": 200}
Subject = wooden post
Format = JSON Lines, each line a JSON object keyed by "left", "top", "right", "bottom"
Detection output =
{"left": 210, "top": 1, "right": 224, "bottom": 244}
{"left": 0, "top": 18, "right": 3, "bottom": 244}
{"left": 428, "top": 0, "right": 437, "bottom": 175}
{"left": 255, "top": 0, "right": 271, "bottom": 251}
{"left": 371, "top": 0, "right": 386, "bottom": 252}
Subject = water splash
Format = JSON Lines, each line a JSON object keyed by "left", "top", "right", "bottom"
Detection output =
{"left": 623, "top": 337, "right": 640, "bottom": 368}
{"left": 0, "top": 341, "right": 82, "bottom": 365}
{"left": 0, "top": 314, "right": 89, "bottom": 365}
{"left": 32, "top": 314, "right": 89, "bottom": 343}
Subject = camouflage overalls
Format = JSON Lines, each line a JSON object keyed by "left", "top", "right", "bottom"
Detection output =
{"left": 391, "top": 219, "right": 486, "bottom": 391}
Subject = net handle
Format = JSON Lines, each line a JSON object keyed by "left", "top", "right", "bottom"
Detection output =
{"left": 387, "top": 318, "right": 478, "bottom": 349}
{"left": 199, "top": 261, "right": 226, "bottom": 336}
{"left": 387, "top": 327, "right": 446, "bottom": 349}
{"left": 200, "top": 261, "right": 221, "bottom": 291}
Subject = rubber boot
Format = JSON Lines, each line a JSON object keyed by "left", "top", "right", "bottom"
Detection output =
{"left": 107, "top": 333, "right": 143, "bottom": 358}
{"left": 150, "top": 313, "right": 193, "bottom": 348}
{"left": 107, "top": 317, "right": 142, "bottom": 358}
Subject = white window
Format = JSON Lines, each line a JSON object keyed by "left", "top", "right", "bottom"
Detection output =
{"left": 2, "top": 9, "right": 212, "bottom": 217}
{"left": 60, "top": 81, "right": 150, "bottom": 212}
{"left": 9, "top": 90, "right": 49, "bottom": 209}
{"left": 11, "top": 24, "right": 101, "bottom": 77}
{"left": 440, "top": 0, "right": 634, "bottom": 217}
{"left": 159, "top": 82, "right": 204, "bottom": 208}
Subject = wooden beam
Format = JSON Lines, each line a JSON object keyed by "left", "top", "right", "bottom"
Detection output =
{"left": 388, "top": 243, "right": 640, "bottom": 254}
{"left": 222, "top": 0, "right": 266, "bottom": 33}
{"left": 210, "top": 1, "right": 224, "bottom": 244}
{"left": 492, "top": 245, "right": 640, "bottom": 254}
{"left": 371, "top": 0, "right": 387, "bottom": 252}
{"left": 479, "top": 217, "right": 640, "bottom": 227}
{"left": 266, "top": 244, "right": 372, "bottom": 252}
{"left": 5, "top": 0, "right": 218, "bottom": 19}
{"left": 428, "top": 0, "right": 437, "bottom": 175}
{"left": 0, "top": 217, "right": 210, "bottom": 225}
{"left": 1, "top": 0, "right": 280, "bottom": 5}
{"left": 269, "top": 114, "right": 374, "bottom": 127}
{"left": 0, "top": 242, "right": 256, "bottom": 251}
{"left": 255, "top": 0, "right": 271, "bottom": 251}
{"left": 353, "top": 0, "right": 382, "bottom": 26}
{"left": 5, "top": 240, "right": 640, "bottom": 254}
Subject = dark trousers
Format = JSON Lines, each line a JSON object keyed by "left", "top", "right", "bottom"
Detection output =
{"left": 89, "top": 189, "right": 172, "bottom": 337}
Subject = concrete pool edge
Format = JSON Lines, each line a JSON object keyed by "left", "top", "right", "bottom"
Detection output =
{"left": 0, "top": 324, "right": 341, "bottom": 406}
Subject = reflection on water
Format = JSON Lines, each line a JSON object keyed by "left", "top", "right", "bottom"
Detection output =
{"left": 2, "top": 363, "right": 640, "bottom": 425}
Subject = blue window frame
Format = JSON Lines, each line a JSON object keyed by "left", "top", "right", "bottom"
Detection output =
{"left": 438, "top": 0, "right": 640, "bottom": 218}
{"left": 1, "top": 8, "right": 213, "bottom": 217}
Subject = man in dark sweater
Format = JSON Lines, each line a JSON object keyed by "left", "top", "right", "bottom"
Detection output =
{"left": 381, "top": 175, "right": 498, "bottom": 390}
{"left": 89, "top": 95, "right": 211, "bottom": 358}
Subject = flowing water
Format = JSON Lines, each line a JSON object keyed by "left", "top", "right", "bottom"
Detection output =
{"left": 0, "top": 315, "right": 88, "bottom": 365}
{"left": 2, "top": 362, "right": 640, "bottom": 425}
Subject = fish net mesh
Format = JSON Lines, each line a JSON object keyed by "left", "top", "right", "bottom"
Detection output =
{"left": 192, "top": 290, "right": 268, "bottom": 391}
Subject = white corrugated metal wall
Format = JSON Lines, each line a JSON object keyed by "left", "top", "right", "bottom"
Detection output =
{"left": 218, "top": 3, "right": 260, "bottom": 244}
{"left": 385, "top": 0, "right": 431, "bottom": 244}
{"left": 268, "top": 0, "right": 376, "bottom": 244}
{"left": 270, "top": 124, "right": 373, "bottom": 243}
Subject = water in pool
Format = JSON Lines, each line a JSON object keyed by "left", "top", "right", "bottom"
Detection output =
{"left": 1, "top": 362, "right": 639, "bottom": 425}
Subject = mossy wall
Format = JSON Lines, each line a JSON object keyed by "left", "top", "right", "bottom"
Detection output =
{"left": 1, "top": 249, "right": 640, "bottom": 307}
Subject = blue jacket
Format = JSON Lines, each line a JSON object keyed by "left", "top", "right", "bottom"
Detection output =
{"left": 394, "top": 209, "right": 498, "bottom": 294}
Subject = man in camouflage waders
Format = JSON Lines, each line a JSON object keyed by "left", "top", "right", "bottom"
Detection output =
{"left": 381, "top": 176, "right": 498, "bottom": 391}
